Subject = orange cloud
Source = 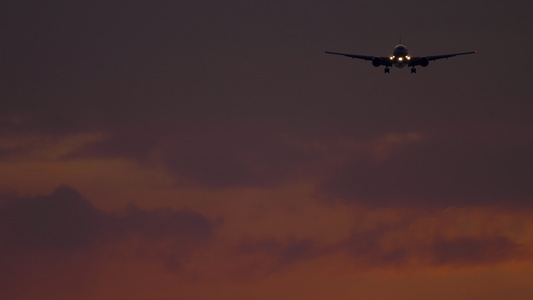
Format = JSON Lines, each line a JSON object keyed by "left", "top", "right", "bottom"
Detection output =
{"left": 1, "top": 183, "right": 532, "bottom": 299}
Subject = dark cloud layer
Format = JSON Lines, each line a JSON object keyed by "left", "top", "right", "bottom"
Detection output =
{"left": 319, "top": 125, "right": 533, "bottom": 207}
{"left": 236, "top": 224, "right": 528, "bottom": 274}
{"left": 0, "top": 186, "right": 220, "bottom": 298}
{"left": 340, "top": 227, "right": 526, "bottom": 268}
{"left": 0, "top": 186, "right": 216, "bottom": 298}
{"left": 0, "top": 186, "right": 105, "bottom": 251}
{"left": 431, "top": 236, "right": 522, "bottom": 266}
{"left": 0, "top": 186, "right": 217, "bottom": 254}
{"left": 237, "top": 236, "right": 328, "bottom": 270}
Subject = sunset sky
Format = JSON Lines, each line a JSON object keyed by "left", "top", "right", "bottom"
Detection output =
{"left": 1, "top": 1, "right": 533, "bottom": 299}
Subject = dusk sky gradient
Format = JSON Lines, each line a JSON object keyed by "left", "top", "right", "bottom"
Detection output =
{"left": 1, "top": 1, "right": 533, "bottom": 299}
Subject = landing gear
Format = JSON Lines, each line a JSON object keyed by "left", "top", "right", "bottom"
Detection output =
{"left": 411, "top": 67, "right": 416, "bottom": 74}
{"left": 384, "top": 67, "right": 390, "bottom": 73}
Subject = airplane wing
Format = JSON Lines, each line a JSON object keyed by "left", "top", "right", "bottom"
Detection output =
{"left": 409, "top": 51, "right": 477, "bottom": 66}
{"left": 325, "top": 51, "right": 392, "bottom": 66}
{"left": 324, "top": 51, "right": 374, "bottom": 61}
{"left": 426, "top": 51, "right": 478, "bottom": 61}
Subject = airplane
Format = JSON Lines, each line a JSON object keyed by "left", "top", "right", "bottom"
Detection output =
{"left": 325, "top": 44, "right": 477, "bottom": 73}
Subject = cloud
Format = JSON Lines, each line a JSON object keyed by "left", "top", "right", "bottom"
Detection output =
{"left": 234, "top": 236, "right": 332, "bottom": 276}
{"left": 0, "top": 186, "right": 106, "bottom": 251}
{"left": 431, "top": 236, "right": 524, "bottom": 266}
{"left": 0, "top": 185, "right": 222, "bottom": 298}
{"left": 233, "top": 214, "right": 531, "bottom": 274}
{"left": 318, "top": 126, "right": 533, "bottom": 207}
{"left": 65, "top": 127, "right": 324, "bottom": 189}
{"left": 339, "top": 224, "right": 411, "bottom": 267}
{"left": 238, "top": 236, "right": 328, "bottom": 264}
{"left": 163, "top": 132, "right": 319, "bottom": 189}
{"left": 340, "top": 229, "right": 526, "bottom": 268}
{"left": 0, "top": 186, "right": 218, "bottom": 255}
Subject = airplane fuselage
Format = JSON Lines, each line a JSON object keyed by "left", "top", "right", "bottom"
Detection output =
{"left": 390, "top": 44, "right": 410, "bottom": 68}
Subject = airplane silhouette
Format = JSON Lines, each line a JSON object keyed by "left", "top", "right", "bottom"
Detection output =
{"left": 325, "top": 44, "right": 477, "bottom": 73}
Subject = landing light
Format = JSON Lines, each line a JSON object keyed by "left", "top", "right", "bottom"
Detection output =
{"left": 398, "top": 57, "right": 403, "bottom": 61}
{"left": 406, "top": 56, "right": 411, "bottom": 60}
{"left": 390, "top": 56, "right": 394, "bottom": 60}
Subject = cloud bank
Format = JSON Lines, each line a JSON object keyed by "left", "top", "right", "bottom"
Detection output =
{"left": 0, "top": 185, "right": 218, "bottom": 258}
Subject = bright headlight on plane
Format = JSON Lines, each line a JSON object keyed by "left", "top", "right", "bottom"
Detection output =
{"left": 390, "top": 56, "right": 394, "bottom": 60}
{"left": 398, "top": 57, "right": 403, "bottom": 61}
{"left": 406, "top": 56, "right": 411, "bottom": 60}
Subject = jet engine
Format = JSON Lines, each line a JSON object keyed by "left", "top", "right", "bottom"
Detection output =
{"left": 372, "top": 57, "right": 382, "bottom": 67}
{"left": 419, "top": 57, "right": 429, "bottom": 67}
